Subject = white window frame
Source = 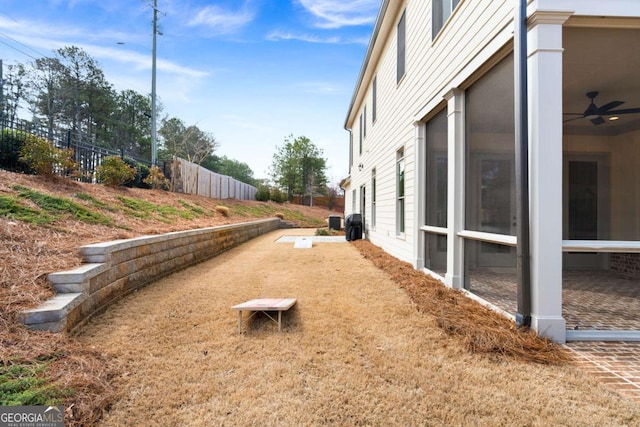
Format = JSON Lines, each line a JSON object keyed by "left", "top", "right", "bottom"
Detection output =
{"left": 397, "top": 148, "right": 405, "bottom": 236}
{"left": 397, "top": 10, "right": 406, "bottom": 83}
{"left": 359, "top": 113, "right": 363, "bottom": 155}
{"left": 372, "top": 76, "right": 377, "bottom": 124}
{"left": 432, "top": 0, "right": 461, "bottom": 40}
{"left": 363, "top": 105, "right": 367, "bottom": 139}
{"left": 371, "top": 168, "right": 377, "bottom": 229}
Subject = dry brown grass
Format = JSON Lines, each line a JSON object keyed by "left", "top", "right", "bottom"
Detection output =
{"left": 76, "top": 230, "right": 640, "bottom": 426}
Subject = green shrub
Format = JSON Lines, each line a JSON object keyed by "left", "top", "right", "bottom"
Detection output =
{"left": 0, "top": 129, "right": 31, "bottom": 172}
{"left": 255, "top": 184, "right": 271, "bottom": 202}
{"left": 0, "top": 362, "right": 71, "bottom": 406}
{"left": 122, "top": 157, "right": 150, "bottom": 188}
{"left": 96, "top": 156, "right": 136, "bottom": 186}
{"left": 270, "top": 187, "right": 287, "bottom": 203}
{"left": 12, "top": 185, "right": 114, "bottom": 226}
{"left": 0, "top": 195, "right": 56, "bottom": 224}
{"left": 18, "top": 134, "right": 76, "bottom": 177}
{"left": 315, "top": 228, "right": 330, "bottom": 236}
{"left": 143, "top": 165, "right": 170, "bottom": 189}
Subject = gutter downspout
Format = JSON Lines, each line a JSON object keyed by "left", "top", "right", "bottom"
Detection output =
{"left": 514, "top": 0, "right": 532, "bottom": 327}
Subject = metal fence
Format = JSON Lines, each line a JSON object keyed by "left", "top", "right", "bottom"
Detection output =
{"left": 0, "top": 118, "right": 149, "bottom": 181}
{"left": 0, "top": 118, "right": 257, "bottom": 200}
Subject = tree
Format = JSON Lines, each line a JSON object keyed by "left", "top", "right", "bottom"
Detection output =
{"left": 28, "top": 46, "right": 115, "bottom": 145}
{"left": 111, "top": 89, "right": 152, "bottom": 158}
{"left": 3, "top": 63, "right": 28, "bottom": 125}
{"left": 55, "top": 46, "right": 114, "bottom": 145}
{"left": 158, "top": 117, "right": 220, "bottom": 192}
{"left": 270, "top": 135, "right": 327, "bottom": 204}
{"left": 158, "top": 117, "right": 218, "bottom": 165}
{"left": 326, "top": 182, "right": 344, "bottom": 210}
{"left": 205, "top": 155, "right": 258, "bottom": 186}
{"left": 28, "top": 57, "right": 68, "bottom": 138}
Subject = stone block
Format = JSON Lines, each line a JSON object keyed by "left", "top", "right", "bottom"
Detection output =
{"left": 18, "top": 293, "right": 84, "bottom": 325}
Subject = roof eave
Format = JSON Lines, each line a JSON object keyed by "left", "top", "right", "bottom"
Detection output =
{"left": 343, "top": 0, "right": 391, "bottom": 130}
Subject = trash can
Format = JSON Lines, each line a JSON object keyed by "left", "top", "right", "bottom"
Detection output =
{"left": 345, "top": 213, "right": 362, "bottom": 241}
{"left": 328, "top": 215, "right": 341, "bottom": 231}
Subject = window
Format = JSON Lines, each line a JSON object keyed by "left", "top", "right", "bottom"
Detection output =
{"left": 433, "top": 0, "right": 460, "bottom": 39}
{"left": 371, "top": 168, "right": 377, "bottom": 229}
{"left": 465, "top": 55, "right": 515, "bottom": 236}
{"left": 372, "top": 76, "right": 377, "bottom": 123}
{"left": 425, "top": 109, "right": 448, "bottom": 228}
{"left": 424, "top": 109, "right": 448, "bottom": 274}
{"left": 397, "top": 148, "right": 405, "bottom": 234}
{"left": 359, "top": 113, "right": 363, "bottom": 154}
{"left": 352, "top": 189, "right": 356, "bottom": 213}
{"left": 397, "top": 10, "right": 406, "bottom": 83}
{"left": 463, "top": 54, "right": 516, "bottom": 289}
{"left": 363, "top": 106, "right": 367, "bottom": 138}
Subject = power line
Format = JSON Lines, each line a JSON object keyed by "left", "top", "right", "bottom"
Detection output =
{"left": 0, "top": 30, "right": 52, "bottom": 61}
{"left": 0, "top": 38, "right": 40, "bottom": 62}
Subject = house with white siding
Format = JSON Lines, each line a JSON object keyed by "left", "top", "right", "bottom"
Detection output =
{"left": 342, "top": 0, "right": 640, "bottom": 343}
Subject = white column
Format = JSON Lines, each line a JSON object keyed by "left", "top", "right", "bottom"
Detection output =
{"left": 445, "top": 89, "right": 465, "bottom": 289}
{"left": 527, "top": 11, "right": 572, "bottom": 343}
{"left": 413, "top": 121, "right": 425, "bottom": 270}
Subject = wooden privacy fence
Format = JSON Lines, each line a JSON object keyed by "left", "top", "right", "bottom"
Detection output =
{"left": 175, "top": 157, "right": 257, "bottom": 200}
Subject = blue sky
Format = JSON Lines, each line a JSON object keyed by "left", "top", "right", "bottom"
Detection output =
{"left": 0, "top": 0, "right": 379, "bottom": 181}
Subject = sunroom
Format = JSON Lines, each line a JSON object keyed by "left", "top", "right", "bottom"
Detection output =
{"left": 418, "top": 19, "right": 640, "bottom": 343}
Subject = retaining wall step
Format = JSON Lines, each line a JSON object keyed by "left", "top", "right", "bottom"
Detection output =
{"left": 18, "top": 293, "right": 85, "bottom": 326}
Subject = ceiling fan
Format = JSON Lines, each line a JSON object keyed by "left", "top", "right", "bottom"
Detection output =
{"left": 563, "top": 91, "right": 640, "bottom": 125}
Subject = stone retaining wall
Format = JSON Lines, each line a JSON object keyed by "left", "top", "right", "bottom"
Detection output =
{"left": 19, "top": 218, "right": 282, "bottom": 333}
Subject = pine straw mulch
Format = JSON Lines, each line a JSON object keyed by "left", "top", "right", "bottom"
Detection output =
{"left": 0, "top": 217, "right": 123, "bottom": 426}
{"left": 352, "top": 239, "right": 571, "bottom": 365}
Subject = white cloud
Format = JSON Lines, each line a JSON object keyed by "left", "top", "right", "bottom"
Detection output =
{"left": 188, "top": 3, "right": 256, "bottom": 35}
{"left": 92, "top": 45, "right": 209, "bottom": 79}
{"left": 266, "top": 30, "right": 369, "bottom": 45}
{"left": 266, "top": 30, "right": 341, "bottom": 44}
{"left": 297, "top": 0, "right": 379, "bottom": 29}
{"left": 296, "top": 81, "right": 344, "bottom": 95}
{"left": 0, "top": 16, "right": 207, "bottom": 80}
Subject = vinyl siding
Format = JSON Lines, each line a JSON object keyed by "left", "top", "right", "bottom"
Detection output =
{"left": 344, "top": 0, "right": 515, "bottom": 264}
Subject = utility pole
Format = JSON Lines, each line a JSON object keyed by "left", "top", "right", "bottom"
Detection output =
{"left": 151, "top": 0, "right": 158, "bottom": 166}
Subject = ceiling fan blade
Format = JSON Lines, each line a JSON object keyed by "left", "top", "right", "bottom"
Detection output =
{"left": 598, "top": 100, "right": 625, "bottom": 113}
{"left": 591, "top": 116, "right": 605, "bottom": 125}
{"left": 604, "top": 108, "right": 640, "bottom": 115}
{"left": 563, "top": 116, "right": 584, "bottom": 123}
{"left": 563, "top": 113, "right": 584, "bottom": 116}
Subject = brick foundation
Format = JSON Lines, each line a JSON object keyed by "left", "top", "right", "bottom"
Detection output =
{"left": 610, "top": 253, "right": 640, "bottom": 279}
